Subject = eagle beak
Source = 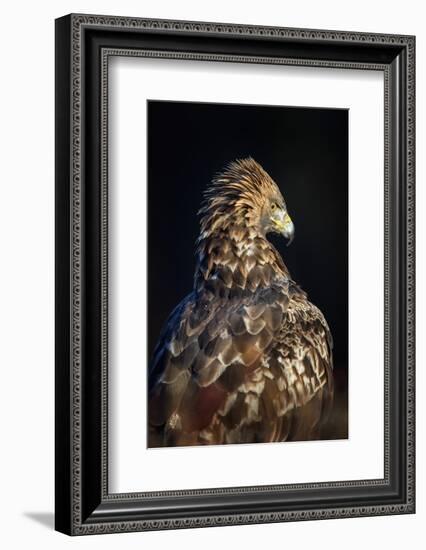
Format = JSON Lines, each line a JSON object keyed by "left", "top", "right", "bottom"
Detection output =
{"left": 283, "top": 216, "right": 295, "bottom": 246}
{"left": 272, "top": 211, "right": 295, "bottom": 245}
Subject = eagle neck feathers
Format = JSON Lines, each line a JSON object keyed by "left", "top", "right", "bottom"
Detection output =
{"left": 194, "top": 222, "right": 290, "bottom": 295}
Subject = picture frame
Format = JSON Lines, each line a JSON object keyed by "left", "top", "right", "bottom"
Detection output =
{"left": 55, "top": 13, "right": 415, "bottom": 535}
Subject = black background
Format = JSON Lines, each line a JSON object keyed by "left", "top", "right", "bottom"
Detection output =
{"left": 148, "top": 101, "right": 348, "bottom": 432}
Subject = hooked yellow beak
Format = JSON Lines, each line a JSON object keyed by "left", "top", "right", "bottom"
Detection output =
{"left": 272, "top": 212, "right": 295, "bottom": 246}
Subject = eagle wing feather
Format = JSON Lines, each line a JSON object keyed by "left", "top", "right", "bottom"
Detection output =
{"left": 148, "top": 283, "right": 333, "bottom": 446}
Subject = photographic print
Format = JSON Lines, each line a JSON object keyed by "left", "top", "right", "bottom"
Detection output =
{"left": 56, "top": 16, "right": 415, "bottom": 533}
{"left": 147, "top": 100, "right": 348, "bottom": 448}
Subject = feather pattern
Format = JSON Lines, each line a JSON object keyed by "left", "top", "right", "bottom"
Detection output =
{"left": 148, "top": 158, "right": 333, "bottom": 447}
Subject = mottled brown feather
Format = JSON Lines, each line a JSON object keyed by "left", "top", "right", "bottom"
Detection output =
{"left": 148, "top": 158, "right": 334, "bottom": 447}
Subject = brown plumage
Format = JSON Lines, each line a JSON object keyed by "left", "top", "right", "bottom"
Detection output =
{"left": 148, "top": 158, "right": 333, "bottom": 447}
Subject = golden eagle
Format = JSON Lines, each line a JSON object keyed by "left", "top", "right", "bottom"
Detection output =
{"left": 148, "top": 158, "right": 333, "bottom": 447}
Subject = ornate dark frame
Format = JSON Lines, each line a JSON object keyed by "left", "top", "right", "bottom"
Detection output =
{"left": 55, "top": 13, "right": 415, "bottom": 536}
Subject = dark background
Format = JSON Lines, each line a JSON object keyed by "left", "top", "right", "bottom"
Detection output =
{"left": 147, "top": 101, "right": 348, "bottom": 435}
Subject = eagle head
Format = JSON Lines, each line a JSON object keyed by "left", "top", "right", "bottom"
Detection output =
{"left": 199, "top": 157, "right": 294, "bottom": 245}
